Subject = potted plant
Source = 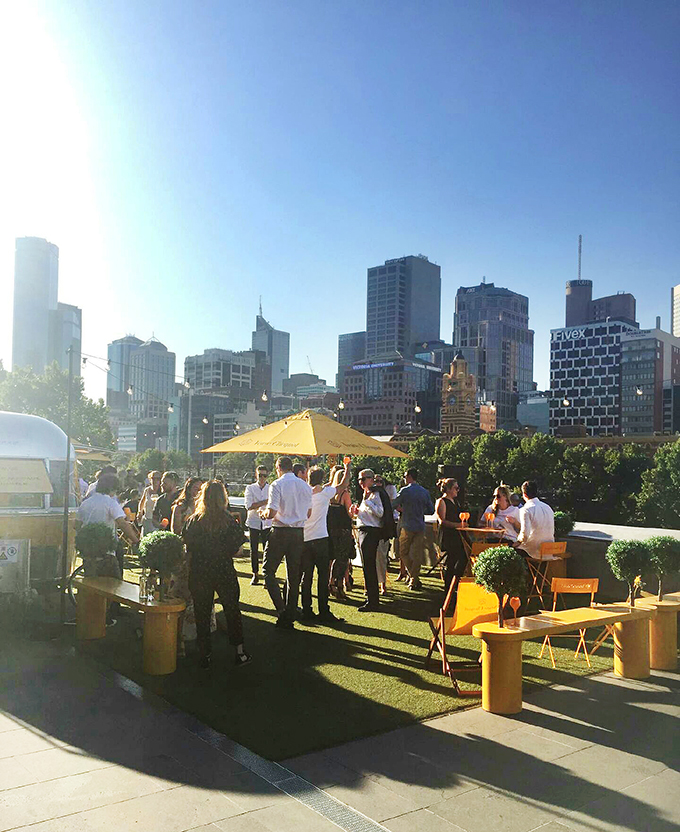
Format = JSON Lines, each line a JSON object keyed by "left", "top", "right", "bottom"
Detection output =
{"left": 646, "top": 536, "right": 680, "bottom": 601}
{"left": 553, "top": 511, "right": 575, "bottom": 540}
{"left": 75, "top": 523, "right": 117, "bottom": 571}
{"left": 138, "top": 531, "right": 184, "bottom": 600}
{"left": 605, "top": 539, "right": 650, "bottom": 608}
{"left": 473, "top": 544, "right": 528, "bottom": 627}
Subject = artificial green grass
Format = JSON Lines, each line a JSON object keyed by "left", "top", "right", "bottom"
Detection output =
{"left": 77, "top": 551, "right": 615, "bottom": 761}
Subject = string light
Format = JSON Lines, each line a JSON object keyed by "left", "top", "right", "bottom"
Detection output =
{"left": 202, "top": 416, "right": 209, "bottom": 424}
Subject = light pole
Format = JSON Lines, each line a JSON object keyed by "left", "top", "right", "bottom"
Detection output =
{"left": 59, "top": 346, "right": 74, "bottom": 625}
{"left": 185, "top": 382, "right": 193, "bottom": 462}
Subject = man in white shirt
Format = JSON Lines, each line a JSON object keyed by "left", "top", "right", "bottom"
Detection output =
{"left": 76, "top": 474, "right": 139, "bottom": 580}
{"left": 300, "top": 461, "right": 350, "bottom": 623}
{"left": 244, "top": 466, "right": 272, "bottom": 585}
{"left": 352, "top": 469, "right": 384, "bottom": 611}
{"left": 515, "top": 480, "right": 555, "bottom": 559}
{"left": 259, "top": 456, "right": 313, "bottom": 629}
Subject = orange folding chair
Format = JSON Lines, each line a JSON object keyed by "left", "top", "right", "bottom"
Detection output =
{"left": 425, "top": 577, "right": 498, "bottom": 695}
{"left": 539, "top": 577, "right": 599, "bottom": 668}
{"left": 468, "top": 541, "right": 502, "bottom": 574}
{"left": 527, "top": 541, "right": 568, "bottom": 608}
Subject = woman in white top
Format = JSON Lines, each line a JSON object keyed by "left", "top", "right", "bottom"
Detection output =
{"left": 138, "top": 470, "right": 162, "bottom": 536}
{"left": 480, "top": 485, "right": 520, "bottom": 542}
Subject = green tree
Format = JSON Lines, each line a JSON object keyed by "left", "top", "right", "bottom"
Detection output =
{"left": 646, "top": 535, "right": 680, "bottom": 600}
{"left": 636, "top": 440, "right": 680, "bottom": 529}
{"left": 467, "top": 431, "right": 520, "bottom": 507}
{"left": 0, "top": 363, "right": 114, "bottom": 448}
{"left": 505, "top": 433, "right": 564, "bottom": 495}
{"left": 605, "top": 539, "right": 650, "bottom": 606}
{"left": 473, "top": 544, "right": 529, "bottom": 627}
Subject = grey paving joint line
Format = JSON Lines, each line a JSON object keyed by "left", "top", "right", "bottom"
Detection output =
{"left": 108, "top": 666, "right": 389, "bottom": 832}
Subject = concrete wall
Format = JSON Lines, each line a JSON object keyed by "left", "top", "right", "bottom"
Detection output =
{"left": 567, "top": 522, "right": 680, "bottom": 600}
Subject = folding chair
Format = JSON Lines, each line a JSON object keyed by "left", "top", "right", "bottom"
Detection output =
{"left": 425, "top": 577, "right": 498, "bottom": 695}
{"left": 527, "top": 541, "right": 568, "bottom": 609}
{"left": 539, "top": 578, "right": 599, "bottom": 668}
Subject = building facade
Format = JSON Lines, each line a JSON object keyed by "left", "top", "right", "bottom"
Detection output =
{"left": 337, "top": 331, "right": 366, "bottom": 387}
{"left": 366, "top": 255, "right": 441, "bottom": 359}
{"left": 107, "top": 335, "right": 144, "bottom": 411}
{"left": 252, "top": 314, "right": 289, "bottom": 394}
{"left": 549, "top": 320, "right": 638, "bottom": 436}
{"left": 12, "top": 237, "right": 82, "bottom": 373}
{"left": 620, "top": 328, "right": 680, "bottom": 435}
{"left": 565, "top": 279, "right": 637, "bottom": 328}
{"left": 671, "top": 285, "right": 680, "bottom": 338}
{"left": 453, "top": 282, "right": 534, "bottom": 427}
{"left": 441, "top": 353, "right": 477, "bottom": 435}
{"left": 339, "top": 357, "right": 442, "bottom": 436}
{"left": 129, "top": 338, "right": 176, "bottom": 421}
{"left": 184, "top": 348, "right": 267, "bottom": 401}
{"left": 517, "top": 391, "right": 550, "bottom": 434}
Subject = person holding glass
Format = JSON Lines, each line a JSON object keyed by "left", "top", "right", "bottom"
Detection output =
{"left": 435, "top": 478, "right": 469, "bottom": 592}
{"left": 480, "top": 485, "right": 520, "bottom": 542}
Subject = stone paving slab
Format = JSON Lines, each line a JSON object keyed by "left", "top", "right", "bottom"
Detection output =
{"left": 1, "top": 632, "right": 678, "bottom": 832}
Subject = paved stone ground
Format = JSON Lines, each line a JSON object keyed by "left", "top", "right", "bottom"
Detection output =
{"left": 1, "top": 633, "right": 678, "bottom": 832}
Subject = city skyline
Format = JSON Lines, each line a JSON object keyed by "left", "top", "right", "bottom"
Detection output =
{"left": 1, "top": 2, "right": 678, "bottom": 402}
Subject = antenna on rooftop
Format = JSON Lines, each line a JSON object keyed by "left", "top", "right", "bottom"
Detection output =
{"left": 482, "top": 275, "right": 486, "bottom": 284}
{"left": 578, "top": 235, "right": 582, "bottom": 281}
{"left": 259, "top": 296, "right": 263, "bottom": 317}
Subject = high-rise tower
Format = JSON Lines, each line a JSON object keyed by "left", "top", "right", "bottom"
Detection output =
{"left": 251, "top": 313, "right": 289, "bottom": 395}
{"left": 453, "top": 282, "right": 534, "bottom": 427}
{"left": 366, "top": 255, "right": 441, "bottom": 359}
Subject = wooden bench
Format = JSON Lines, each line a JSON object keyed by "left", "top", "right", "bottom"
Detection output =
{"left": 637, "top": 591, "right": 680, "bottom": 671}
{"left": 74, "top": 577, "right": 186, "bottom": 676}
{"left": 472, "top": 603, "right": 655, "bottom": 715}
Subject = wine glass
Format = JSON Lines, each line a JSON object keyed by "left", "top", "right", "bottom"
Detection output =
{"left": 509, "top": 596, "right": 521, "bottom": 625}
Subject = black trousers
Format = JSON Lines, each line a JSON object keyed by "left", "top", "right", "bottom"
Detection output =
{"left": 301, "top": 538, "right": 331, "bottom": 614}
{"left": 263, "top": 527, "right": 304, "bottom": 622}
{"left": 248, "top": 527, "right": 270, "bottom": 574}
{"left": 189, "top": 558, "right": 243, "bottom": 656}
{"left": 358, "top": 527, "right": 381, "bottom": 606}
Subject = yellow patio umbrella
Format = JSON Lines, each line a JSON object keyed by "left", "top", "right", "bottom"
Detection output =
{"left": 201, "top": 409, "right": 408, "bottom": 458}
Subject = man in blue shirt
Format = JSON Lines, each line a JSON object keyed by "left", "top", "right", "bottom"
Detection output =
{"left": 391, "top": 468, "right": 434, "bottom": 591}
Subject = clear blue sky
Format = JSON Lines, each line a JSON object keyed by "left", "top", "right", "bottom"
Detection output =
{"left": 2, "top": 0, "right": 678, "bottom": 399}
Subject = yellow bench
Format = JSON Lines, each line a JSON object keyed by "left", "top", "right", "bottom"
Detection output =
{"left": 472, "top": 603, "right": 655, "bottom": 715}
{"left": 74, "top": 577, "right": 186, "bottom": 676}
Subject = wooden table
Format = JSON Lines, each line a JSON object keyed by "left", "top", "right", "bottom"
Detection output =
{"left": 637, "top": 592, "right": 680, "bottom": 671}
{"left": 472, "top": 603, "right": 655, "bottom": 715}
{"left": 74, "top": 577, "right": 186, "bottom": 675}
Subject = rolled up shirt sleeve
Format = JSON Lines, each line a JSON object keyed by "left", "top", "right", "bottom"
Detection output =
{"left": 267, "top": 480, "right": 281, "bottom": 515}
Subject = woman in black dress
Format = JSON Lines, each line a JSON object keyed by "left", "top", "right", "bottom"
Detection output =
{"left": 182, "top": 480, "right": 249, "bottom": 668}
{"left": 435, "top": 478, "right": 469, "bottom": 594}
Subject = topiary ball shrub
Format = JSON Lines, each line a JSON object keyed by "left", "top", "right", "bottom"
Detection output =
{"left": 646, "top": 535, "right": 680, "bottom": 600}
{"left": 605, "top": 539, "right": 650, "bottom": 607}
{"left": 75, "top": 523, "right": 117, "bottom": 560}
{"left": 473, "top": 544, "right": 528, "bottom": 627}
{"left": 138, "top": 531, "right": 184, "bottom": 578}
{"left": 553, "top": 511, "right": 575, "bottom": 540}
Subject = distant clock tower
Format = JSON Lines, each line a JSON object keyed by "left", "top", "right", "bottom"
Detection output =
{"left": 441, "top": 353, "right": 477, "bottom": 435}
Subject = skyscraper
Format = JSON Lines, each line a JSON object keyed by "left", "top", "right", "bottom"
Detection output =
{"left": 107, "top": 335, "right": 144, "bottom": 411}
{"left": 129, "top": 338, "right": 176, "bottom": 420}
{"left": 453, "top": 282, "right": 534, "bottom": 427}
{"left": 565, "top": 279, "right": 637, "bottom": 327}
{"left": 671, "top": 284, "right": 680, "bottom": 337}
{"left": 337, "top": 331, "right": 366, "bottom": 388}
{"left": 366, "top": 255, "right": 441, "bottom": 359}
{"left": 12, "top": 237, "right": 82, "bottom": 373}
{"left": 252, "top": 313, "right": 289, "bottom": 395}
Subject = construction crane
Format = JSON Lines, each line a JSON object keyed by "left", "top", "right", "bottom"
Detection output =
{"left": 307, "top": 355, "right": 314, "bottom": 375}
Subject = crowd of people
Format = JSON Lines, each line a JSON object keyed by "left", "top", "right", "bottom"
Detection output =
{"left": 75, "top": 457, "right": 556, "bottom": 669}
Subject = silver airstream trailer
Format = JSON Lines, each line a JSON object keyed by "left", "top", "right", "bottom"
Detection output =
{"left": 0, "top": 411, "right": 77, "bottom": 593}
